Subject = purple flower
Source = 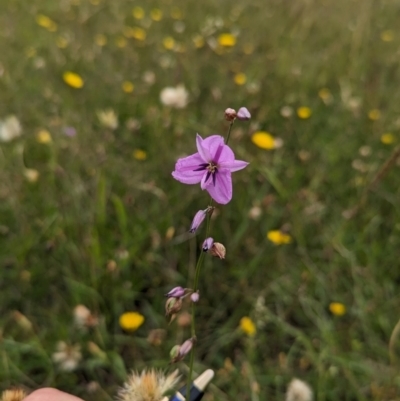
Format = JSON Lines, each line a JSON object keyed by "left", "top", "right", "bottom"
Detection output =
{"left": 189, "top": 209, "right": 207, "bottom": 233}
{"left": 190, "top": 291, "right": 200, "bottom": 303}
{"left": 165, "top": 286, "right": 185, "bottom": 298}
{"left": 202, "top": 237, "right": 214, "bottom": 252}
{"left": 172, "top": 134, "right": 248, "bottom": 204}
{"left": 237, "top": 107, "right": 251, "bottom": 121}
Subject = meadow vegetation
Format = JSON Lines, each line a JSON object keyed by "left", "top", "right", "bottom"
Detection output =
{"left": 1, "top": 0, "right": 400, "bottom": 400}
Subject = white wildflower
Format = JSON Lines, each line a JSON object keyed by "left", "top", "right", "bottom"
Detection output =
{"left": 0, "top": 116, "right": 22, "bottom": 142}
{"left": 96, "top": 109, "right": 118, "bottom": 130}
{"left": 73, "top": 304, "right": 98, "bottom": 329}
{"left": 52, "top": 341, "right": 82, "bottom": 372}
{"left": 159, "top": 85, "right": 189, "bottom": 109}
{"left": 286, "top": 378, "right": 313, "bottom": 401}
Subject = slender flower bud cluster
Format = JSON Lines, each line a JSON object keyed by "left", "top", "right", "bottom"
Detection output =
{"left": 167, "top": 107, "right": 250, "bottom": 388}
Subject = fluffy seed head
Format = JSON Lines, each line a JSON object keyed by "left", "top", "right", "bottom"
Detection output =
{"left": 117, "top": 369, "right": 180, "bottom": 401}
{"left": 286, "top": 378, "right": 313, "bottom": 401}
{"left": 1, "top": 389, "right": 27, "bottom": 401}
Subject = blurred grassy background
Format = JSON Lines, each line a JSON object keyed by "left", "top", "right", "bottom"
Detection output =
{"left": 1, "top": 0, "right": 400, "bottom": 399}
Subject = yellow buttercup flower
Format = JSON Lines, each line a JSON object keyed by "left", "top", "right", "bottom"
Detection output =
{"left": 122, "top": 81, "right": 134, "bottom": 93}
{"left": 329, "top": 302, "right": 346, "bottom": 316}
{"left": 239, "top": 317, "right": 256, "bottom": 336}
{"left": 251, "top": 132, "right": 275, "bottom": 150}
{"left": 119, "top": 312, "right": 145, "bottom": 331}
{"left": 218, "top": 33, "right": 236, "bottom": 47}
{"left": 115, "top": 36, "right": 127, "bottom": 48}
{"left": 63, "top": 71, "right": 84, "bottom": 89}
{"left": 36, "top": 14, "right": 58, "bottom": 32}
{"left": 133, "top": 149, "right": 147, "bottom": 160}
{"left": 150, "top": 8, "right": 163, "bottom": 21}
{"left": 192, "top": 35, "right": 205, "bottom": 48}
{"left": 132, "top": 27, "right": 146, "bottom": 41}
{"left": 95, "top": 34, "right": 107, "bottom": 46}
{"left": 163, "top": 36, "right": 175, "bottom": 50}
{"left": 234, "top": 73, "right": 246, "bottom": 86}
{"left": 132, "top": 6, "right": 145, "bottom": 20}
{"left": 381, "top": 133, "right": 395, "bottom": 145}
{"left": 267, "top": 230, "right": 292, "bottom": 245}
{"left": 36, "top": 129, "right": 52, "bottom": 144}
{"left": 368, "top": 109, "right": 381, "bottom": 121}
{"left": 297, "top": 107, "right": 312, "bottom": 119}
{"left": 381, "top": 30, "right": 394, "bottom": 42}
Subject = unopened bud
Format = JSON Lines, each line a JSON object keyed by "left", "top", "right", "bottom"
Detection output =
{"left": 189, "top": 210, "right": 207, "bottom": 233}
{"left": 179, "top": 338, "right": 195, "bottom": 357}
{"left": 202, "top": 237, "right": 214, "bottom": 252}
{"left": 209, "top": 242, "right": 226, "bottom": 259}
{"left": 190, "top": 291, "right": 200, "bottom": 303}
{"left": 170, "top": 345, "right": 181, "bottom": 360}
{"left": 165, "top": 286, "right": 185, "bottom": 298}
{"left": 237, "top": 107, "right": 251, "bottom": 120}
{"left": 225, "top": 108, "right": 237, "bottom": 121}
{"left": 165, "top": 297, "right": 183, "bottom": 316}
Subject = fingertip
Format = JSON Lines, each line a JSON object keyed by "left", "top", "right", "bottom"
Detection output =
{"left": 24, "top": 388, "right": 84, "bottom": 401}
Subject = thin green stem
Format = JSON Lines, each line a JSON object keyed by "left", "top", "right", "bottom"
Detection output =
{"left": 186, "top": 121, "right": 235, "bottom": 401}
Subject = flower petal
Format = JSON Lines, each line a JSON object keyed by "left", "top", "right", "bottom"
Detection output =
{"left": 201, "top": 135, "right": 227, "bottom": 161}
{"left": 205, "top": 171, "right": 232, "bottom": 204}
{"left": 219, "top": 159, "right": 249, "bottom": 172}
{"left": 172, "top": 153, "right": 205, "bottom": 184}
{"left": 196, "top": 134, "right": 211, "bottom": 162}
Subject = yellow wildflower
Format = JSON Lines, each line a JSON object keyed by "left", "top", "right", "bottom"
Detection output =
{"left": 380, "top": 30, "right": 394, "bottom": 42}
{"left": 95, "top": 34, "right": 107, "bottom": 46}
{"left": 150, "top": 8, "right": 163, "bottom": 21}
{"left": 36, "top": 14, "right": 58, "bottom": 32}
{"left": 63, "top": 71, "right": 84, "bottom": 89}
{"left": 218, "top": 33, "right": 236, "bottom": 47}
{"left": 163, "top": 36, "right": 175, "bottom": 50}
{"left": 170, "top": 7, "right": 183, "bottom": 19}
{"left": 132, "top": 6, "right": 145, "bottom": 20}
{"left": 36, "top": 129, "right": 52, "bottom": 144}
{"left": 251, "top": 132, "right": 275, "bottom": 150}
{"left": 119, "top": 312, "right": 145, "bottom": 331}
{"left": 329, "top": 302, "right": 346, "bottom": 316}
{"left": 115, "top": 36, "right": 127, "bottom": 48}
{"left": 192, "top": 35, "right": 205, "bottom": 48}
{"left": 56, "top": 36, "right": 68, "bottom": 48}
{"left": 132, "top": 27, "right": 146, "bottom": 41}
{"left": 234, "top": 73, "right": 247, "bottom": 86}
{"left": 297, "top": 107, "right": 312, "bottom": 119}
{"left": 133, "top": 149, "right": 147, "bottom": 160}
{"left": 381, "top": 133, "right": 395, "bottom": 145}
{"left": 239, "top": 317, "right": 256, "bottom": 336}
{"left": 368, "top": 109, "right": 381, "bottom": 121}
{"left": 122, "top": 81, "right": 134, "bottom": 93}
{"left": 267, "top": 230, "right": 292, "bottom": 245}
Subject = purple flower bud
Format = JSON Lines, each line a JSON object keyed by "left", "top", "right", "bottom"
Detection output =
{"left": 190, "top": 291, "right": 200, "bottom": 303}
{"left": 165, "top": 286, "right": 185, "bottom": 298}
{"left": 189, "top": 210, "right": 207, "bottom": 233}
{"left": 179, "top": 338, "right": 195, "bottom": 357}
{"left": 225, "top": 108, "right": 237, "bottom": 121}
{"left": 237, "top": 107, "right": 251, "bottom": 121}
{"left": 202, "top": 237, "right": 214, "bottom": 252}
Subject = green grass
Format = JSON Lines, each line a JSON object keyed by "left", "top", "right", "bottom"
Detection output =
{"left": 1, "top": 0, "right": 400, "bottom": 399}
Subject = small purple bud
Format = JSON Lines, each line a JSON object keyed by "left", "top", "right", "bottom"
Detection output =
{"left": 179, "top": 338, "right": 195, "bottom": 357}
{"left": 189, "top": 210, "right": 207, "bottom": 233}
{"left": 202, "top": 237, "right": 214, "bottom": 252}
{"left": 237, "top": 107, "right": 251, "bottom": 121}
{"left": 165, "top": 286, "right": 185, "bottom": 298}
{"left": 190, "top": 291, "right": 200, "bottom": 303}
{"left": 63, "top": 126, "right": 77, "bottom": 137}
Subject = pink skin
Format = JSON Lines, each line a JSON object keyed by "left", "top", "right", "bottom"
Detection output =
{"left": 24, "top": 388, "right": 84, "bottom": 401}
